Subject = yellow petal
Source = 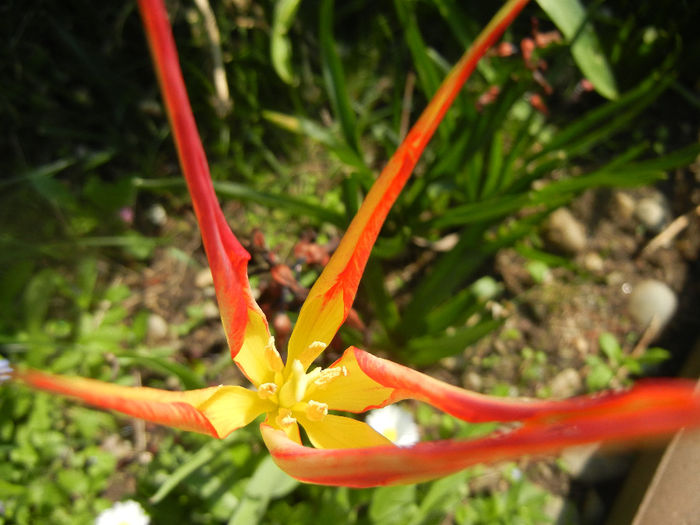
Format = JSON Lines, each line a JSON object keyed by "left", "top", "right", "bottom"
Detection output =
{"left": 286, "top": 293, "right": 344, "bottom": 373}
{"left": 298, "top": 414, "right": 393, "bottom": 449}
{"left": 310, "top": 348, "right": 394, "bottom": 413}
{"left": 232, "top": 313, "right": 282, "bottom": 386}
{"left": 193, "top": 385, "right": 272, "bottom": 438}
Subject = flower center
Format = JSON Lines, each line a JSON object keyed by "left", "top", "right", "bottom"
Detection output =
{"left": 257, "top": 339, "right": 346, "bottom": 429}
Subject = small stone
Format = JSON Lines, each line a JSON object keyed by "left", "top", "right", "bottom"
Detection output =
{"left": 613, "top": 191, "right": 636, "bottom": 220}
{"left": 582, "top": 252, "right": 604, "bottom": 273}
{"left": 201, "top": 300, "right": 220, "bottom": 320}
{"left": 146, "top": 313, "right": 169, "bottom": 342}
{"left": 550, "top": 368, "right": 582, "bottom": 398}
{"left": 605, "top": 271, "right": 624, "bottom": 287}
{"left": 462, "top": 371, "right": 483, "bottom": 391}
{"left": 573, "top": 336, "right": 589, "bottom": 355}
{"left": 146, "top": 203, "right": 167, "bottom": 226}
{"left": 635, "top": 196, "right": 668, "bottom": 232}
{"left": 545, "top": 208, "right": 587, "bottom": 254}
{"left": 194, "top": 268, "right": 214, "bottom": 288}
{"left": 628, "top": 279, "right": 677, "bottom": 329}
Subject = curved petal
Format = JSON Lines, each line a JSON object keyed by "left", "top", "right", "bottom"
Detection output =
{"left": 309, "top": 348, "right": 394, "bottom": 413}
{"left": 352, "top": 347, "right": 700, "bottom": 423}
{"left": 262, "top": 386, "right": 700, "bottom": 487}
{"left": 298, "top": 414, "right": 393, "bottom": 450}
{"left": 285, "top": 0, "right": 531, "bottom": 372}
{"left": 265, "top": 415, "right": 303, "bottom": 446}
{"left": 138, "top": 0, "right": 274, "bottom": 384}
{"left": 16, "top": 369, "right": 269, "bottom": 438}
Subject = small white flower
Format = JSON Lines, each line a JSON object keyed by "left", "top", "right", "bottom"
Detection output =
{"left": 95, "top": 500, "right": 150, "bottom": 525}
{"left": 0, "top": 359, "right": 12, "bottom": 383}
{"left": 366, "top": 404, "right": 419, "bottom": 447}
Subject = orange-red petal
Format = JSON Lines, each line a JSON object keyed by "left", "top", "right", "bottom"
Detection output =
{"left": 261, "top": 385, "right": 700, "bottom": 486}
{"left": 138, "top": 0, "right": 272, "bottom": 383}
{"left": 285, "top": 0, "right": 531, "bottom": 371}
{"left": 16, "top": 368, "right": 269, "bottom": 438}
{"left": 351, "top": 347, "right": 699, "bottom": 423}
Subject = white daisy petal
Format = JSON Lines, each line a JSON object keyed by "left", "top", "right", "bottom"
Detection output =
{"left": 365, "top": 404, "right": 420, "bottom": 447}
{"left": 0, "top": 359, "right": 12, "bottom": 383}
{"left": 95, "top": 500, "right": 150, "bottom": 525}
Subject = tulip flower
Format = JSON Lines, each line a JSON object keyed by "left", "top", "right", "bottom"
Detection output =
{"left": 10, "top": 0, "right": 700, "bottom": 488}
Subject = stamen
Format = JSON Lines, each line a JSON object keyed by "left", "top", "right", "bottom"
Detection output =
{"left": 305, "top": 400, "right": 328, "bottom": 421}
{"left": 314, "top": 366, "right": 347, "bottom": 386}
{"left": 279, "top": 359, "right": 308, "bottom": 407}
{"left": 308, "top": 341, "right": 327, "bottom": 351}
{"left": 275, "top": 408, "right": 296, "bottom": 428}
{"left": 264, "top": 337, "right": 283, "bottom": 372}
{"left": 257, "top": 382, "right": 277, "bottom": 399}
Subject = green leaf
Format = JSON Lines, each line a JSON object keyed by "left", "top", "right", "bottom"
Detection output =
{"left": 57, "top": 469, "right": 89, "bottom": 496}
{"left": 408, "top": 471, "right": 469, "bottom": 525}
{"left": 531, "top": 71, "right": 669, "bottom": 161}
{"left": 526, "top": 260, "right": 550, "bottom": 284}
{"left": 150, "top": 436, "right": 235, "bottom": 504}
{"left": 536, "top": 0, "right": 618, "bottom": 99}
{"left": 599, "top": 332, "right": 622, "bottom": 365}
{"left": 228, "top": 456, "right": 298, "bottom": 525}
{"left": 117, "top": 353, "right": 206, "bottom": 390}
{"left": 320, "top": 0, "right": 360, "bottom": 153}
{"left": 369, "top": 485, "right": 418, "bottom": 525}
{"left": 134, "top": 176, "right": 346, "bottom": 226}
{"left": 585, "top": 355, "right": 615, "bottom": 391}
{"left": 245, "top": 456, "right": 298, "bottom": 500}
{"left": 270, "top": 0, "right": 302, "bottom": 85}
{"left": 407, "top": 318, "right": 503, "bottom": 365}
{"left": 637, "top": 347, "right": 671, "bottom": 367}
{"left": 262, "top": 110, "right": 368, "bottom": 172}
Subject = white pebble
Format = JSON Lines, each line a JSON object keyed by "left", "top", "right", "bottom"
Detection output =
{"left": 628, "top": 279, "right": 677, "bottom": 329}
{"left": 635, "top": 197, "right": 668, "bottom": 232}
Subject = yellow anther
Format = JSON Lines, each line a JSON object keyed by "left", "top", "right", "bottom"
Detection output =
{"left": 264, "top": 337, "right": 283, "bottom": 372}
{"left": 308, "top": 341, "right": 327, "bottom": 351}
{"left": 305, "top": 400, "right": 328, "bottom": 422}
{"left": 257, "top": 382, "right": 277, "bottom": 399}
{"left": 314, "top": 366, "right": 347, "bottom": 386}
{"left": 275, "top": 408, "right": 296, "bottom": 428}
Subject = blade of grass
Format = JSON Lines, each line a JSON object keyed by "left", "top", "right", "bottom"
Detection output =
{"left": 536, "top": 0, "right": 618, "bottom": 99}
{"left": 270, "top": 0, "right": 302, "bottom": 85}
{"left": 319, "top": 0, "right": 360, "bottom": 153}
{"left": 133, "top": 177, "right": 345, "bottom": 226}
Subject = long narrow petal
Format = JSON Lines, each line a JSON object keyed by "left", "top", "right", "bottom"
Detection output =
{"left": 137, "top": 0, "right": 276, "bottom": 384}
{"left": 298, "top": 414, "right": 393, "bottom": 449}
{"left": 16, "top": 369, "right": 270, "bottom": 438}
{"left": 350, "top": 347, "right": 699, "bottom": 423}
{"left": 286, "top": 0, "right": 531, "bottom": 371}
{"left": 261, "top": 387, "right": 700, "bottom": 486}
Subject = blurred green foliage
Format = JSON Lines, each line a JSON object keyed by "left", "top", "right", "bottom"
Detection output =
{"left": 2, "top": 0, "right": 699, "bottom": 523}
